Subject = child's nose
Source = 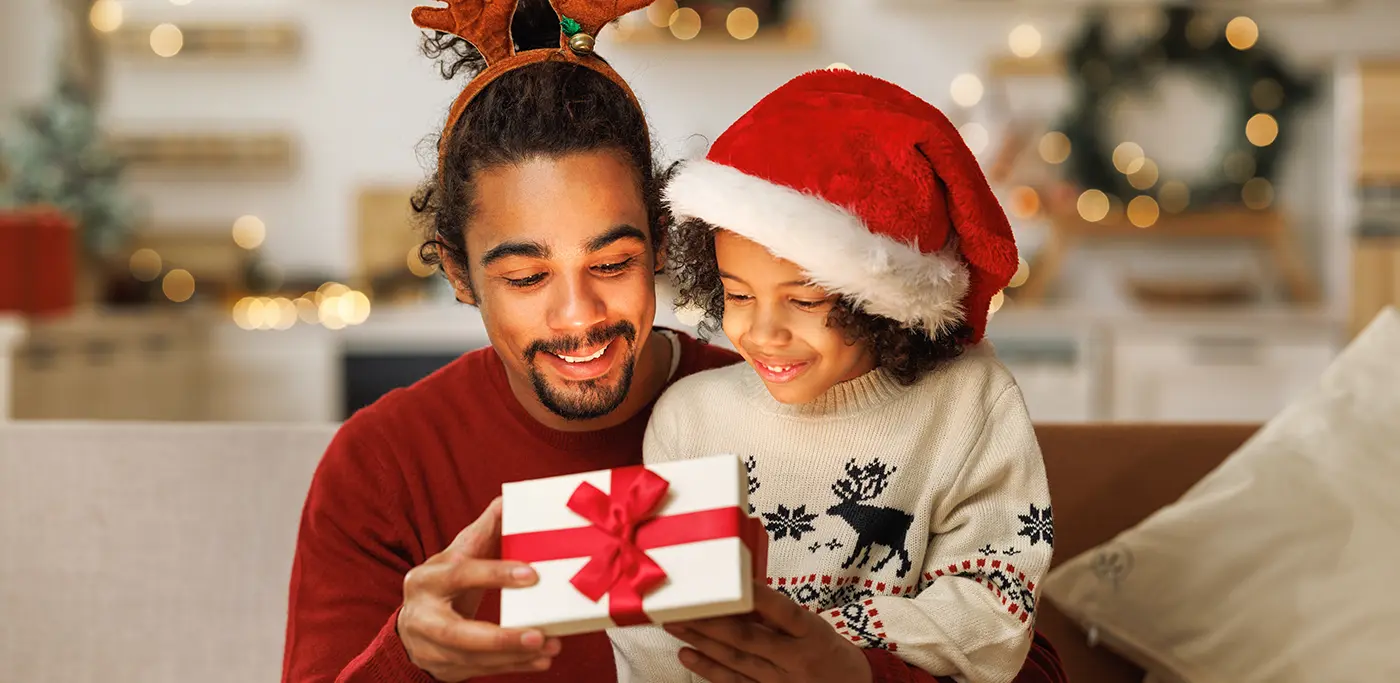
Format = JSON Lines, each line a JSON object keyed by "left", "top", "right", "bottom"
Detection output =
{"left": 746, "top": 307, "right": 793, "bottom": 347}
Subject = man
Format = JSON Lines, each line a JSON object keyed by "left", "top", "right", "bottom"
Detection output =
{"left": 281, "top": 1, "right": 1065, "bottom": 682}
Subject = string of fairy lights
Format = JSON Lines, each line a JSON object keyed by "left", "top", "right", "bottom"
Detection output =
{"left": 125, "top": 214, "right": 378, "bottom": 332}
{"left": 96, "top": 4, "right": 1279, "bottom": 321}
{"left": 628, "top": 1, "right": 764, "bottom": 42}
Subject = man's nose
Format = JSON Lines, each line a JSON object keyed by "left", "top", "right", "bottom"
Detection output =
{"left": 545, "top": 273, "right": 607, "bottom": 333}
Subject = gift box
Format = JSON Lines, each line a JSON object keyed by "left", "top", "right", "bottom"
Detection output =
{"left": 0, "top": 207, "right": 76, "bottom": 316}
{"left": 500, "top": 454, "right": 768, "bottom": 636}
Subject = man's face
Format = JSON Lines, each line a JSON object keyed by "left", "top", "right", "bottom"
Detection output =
{"left": 461, "top": 150, "right": 658, "bottom": 421}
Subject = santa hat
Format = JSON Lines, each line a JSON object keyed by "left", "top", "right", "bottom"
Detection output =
{"left": 665, "top": 69, "right": 1017, "bottom": 344}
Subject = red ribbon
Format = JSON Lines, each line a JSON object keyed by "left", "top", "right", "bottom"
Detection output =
{"left": 501, "top": 465, "right": 766, "bottom": 627}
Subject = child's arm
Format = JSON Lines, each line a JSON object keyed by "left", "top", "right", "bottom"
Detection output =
{"left": 604, "top": 404, "right": 698, "bottom": 683}
{"left": 820, "top": 386, "right": 1053, "bottom": 683}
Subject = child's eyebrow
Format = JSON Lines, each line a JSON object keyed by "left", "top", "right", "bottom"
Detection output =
{"left": 718, "top": 270, "right": 816, "bottom": 288}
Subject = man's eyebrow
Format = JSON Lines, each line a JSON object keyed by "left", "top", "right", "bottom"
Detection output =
{"left": 480, "top": 240, "right": 549, "bottom": 268}
{"left": 586, "top": 225, "right": 648, "bottom": 252}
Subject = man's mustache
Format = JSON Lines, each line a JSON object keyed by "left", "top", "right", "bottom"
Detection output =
{"left": 524, "top": 321, "right": 637, "bottom": 362}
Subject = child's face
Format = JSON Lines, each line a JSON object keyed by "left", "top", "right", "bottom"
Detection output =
{"left": 714, "top": 230, "right": 876, "bottom": 404}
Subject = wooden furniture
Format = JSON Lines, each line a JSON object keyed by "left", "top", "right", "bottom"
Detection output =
{"left": 0, "top": 316, "right": 23, "bottom": 420}
{"left": 355, "top": 186, "right": 431, "bottom": 282}
{"left": 4, "top": 309, "right": 338, "bottom": 423}
{"left": 1018, "top": 207, "right": 1320, "bottom": 305}
{"left": 9, "top": 310, "right": 208, "bottom": 421}
{"left": 1350, "top": 59, "right": 1400, "bottom": 338}
{"left": 109, "top": 133, "right": 296, "bottom": 178}
{"left": 1351, "top": 234, "right": 1400, "bottom": 339}
{"left": 105, "top": 22, "right": 301, "bottom": 59}
{"left": 1358, "top": 60, "right": 1400, "bottom": 185}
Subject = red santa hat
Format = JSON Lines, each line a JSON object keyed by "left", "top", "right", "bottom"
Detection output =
{"left": 664, "top": 68, "right": 1018, "bottom": 344}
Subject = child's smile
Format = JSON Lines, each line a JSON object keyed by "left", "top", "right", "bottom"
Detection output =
{"left": 712, "top": 230, "right": 876, "bottom": 404}
{"left": 750, "top": 354, "right": 812, "bottom": 384}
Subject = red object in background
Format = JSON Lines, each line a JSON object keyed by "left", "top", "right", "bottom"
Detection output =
{"left": 0, "top": 207, "right": 77, "bottom": 316}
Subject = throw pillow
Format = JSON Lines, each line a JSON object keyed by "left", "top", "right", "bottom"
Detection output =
{"left": 1042, "top": 306, "right": 1400, "bottom": 683}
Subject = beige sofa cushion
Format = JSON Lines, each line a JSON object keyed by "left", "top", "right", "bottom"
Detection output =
{"left": 0, "top": 422, "right": 336, "bottom": 683}
{"left": 1042, "top": 307, "right": 1400, "bottom": 683}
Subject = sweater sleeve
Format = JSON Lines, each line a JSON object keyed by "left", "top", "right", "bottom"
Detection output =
{"left": 820, "top": 386, "right": 1053, "bottom": 683}
{"left": 282, "top": 419, "right": 437, "bottom": 683}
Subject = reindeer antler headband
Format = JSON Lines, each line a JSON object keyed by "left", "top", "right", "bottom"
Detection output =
{"left": 413, "top": 0, "right": 655, "bottom": 168}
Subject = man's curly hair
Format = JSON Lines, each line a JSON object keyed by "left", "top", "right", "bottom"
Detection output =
{"left": 666, "top": 218, "right": 969, "bottom": 386}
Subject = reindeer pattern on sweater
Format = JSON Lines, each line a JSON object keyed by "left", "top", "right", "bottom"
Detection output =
{"left": 608, "top": 343, "right": 1054, "bottom": 683}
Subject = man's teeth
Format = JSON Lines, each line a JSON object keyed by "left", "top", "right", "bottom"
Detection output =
{"left": 556, "top": 344, "right": 608, "bottom": 363}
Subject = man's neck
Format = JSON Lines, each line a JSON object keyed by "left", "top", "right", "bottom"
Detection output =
{"left": 505, "top": 329, "right": 674, "bottom": 433}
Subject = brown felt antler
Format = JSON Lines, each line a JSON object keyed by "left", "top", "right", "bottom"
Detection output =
{"left": 411, "top": 0, "right": 518, "bottom": 67}
{"left": 549, "top": 0, "right": 654, "bottom": 41}
{"left": 413, "top": 0, "right": 658, "bottom": 173}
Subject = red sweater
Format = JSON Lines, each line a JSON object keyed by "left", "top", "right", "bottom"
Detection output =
{"left": 282, "top": 331, "right": 1035, "bottom": 683}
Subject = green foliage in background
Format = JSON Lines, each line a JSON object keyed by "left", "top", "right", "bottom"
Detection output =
{"left": 0, "top": 73, "right": 135, "bottom": 258}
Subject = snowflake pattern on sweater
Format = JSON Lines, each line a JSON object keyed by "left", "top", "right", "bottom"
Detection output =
{"left": 609, "top": 346, "right": 1055, "bottom": 683}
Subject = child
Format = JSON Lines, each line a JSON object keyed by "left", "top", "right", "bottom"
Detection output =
{"left": 609, "top": 68, "right": 1054, "bottom": 683}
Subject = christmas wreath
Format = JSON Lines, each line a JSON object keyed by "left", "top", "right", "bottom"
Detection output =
{"left": 1056, "top": 5, "right": 1316, "bottom": 209}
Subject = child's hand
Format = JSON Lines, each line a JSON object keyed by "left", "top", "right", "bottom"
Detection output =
{"left": 662, "top": 581, "right": 872, "bottom": 683}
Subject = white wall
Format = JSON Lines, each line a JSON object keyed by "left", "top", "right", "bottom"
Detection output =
{"left": 6, "top": 0, "right": 1399, "bottom": 309}
{"left": 0, "top": 0, "right": 61, "bottom": 135}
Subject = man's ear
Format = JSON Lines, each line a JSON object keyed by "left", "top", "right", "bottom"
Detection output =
{"left": 443, "top": 260, "right": 477, "bottom": 306}
{"left": 450, "top": 277, "right": 477, "bottom": 306}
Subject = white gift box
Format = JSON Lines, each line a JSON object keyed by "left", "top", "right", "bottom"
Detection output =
{"left": 499, "top": 454, "right": 766, "bottom": 637}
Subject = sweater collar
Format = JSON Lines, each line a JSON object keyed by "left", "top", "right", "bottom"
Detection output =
{"left": 739, "top": 364, "right": 908, "bottom": 418}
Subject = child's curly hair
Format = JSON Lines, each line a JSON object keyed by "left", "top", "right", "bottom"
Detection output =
{"left": 667, "top": 217, "right": 969, "bottom": 386}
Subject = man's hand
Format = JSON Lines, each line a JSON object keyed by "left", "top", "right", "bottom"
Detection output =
{"left": 396, "top": 497, "right": 562, "bottom": 681}
{"left": 663, "top": 582, "right": 873, "bottom": 683}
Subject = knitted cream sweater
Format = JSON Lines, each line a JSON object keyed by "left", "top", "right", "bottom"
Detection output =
{"left": 608, "top": 343, "right": 1054, "bottom": 683}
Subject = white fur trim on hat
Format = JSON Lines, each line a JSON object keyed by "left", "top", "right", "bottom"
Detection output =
{"left": 665, "top": 160, "right": 970, "bottom": 334}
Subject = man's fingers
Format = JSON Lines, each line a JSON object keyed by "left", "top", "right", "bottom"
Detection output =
{"left": 749, "top": 582, "right": 811, "bottom": 638}
{"left": 408, "top": 604, "right": 560, "bottom": 657}
{"left": 444, "top": 556, "right": 537, "bottom": 593}
{"left": 448, "top": 497, "right": 503, "bottom": 556}
{"left": 406, "top": 555, "right": 536, "bottom": 599}
{"left": 677, "top": 647, "right": 759, "bottom": 683}
{"left": 437, "top": 616, "right": 557, "bottom": 656}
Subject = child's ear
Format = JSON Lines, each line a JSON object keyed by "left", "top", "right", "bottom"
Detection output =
{"left": 652, "top": 213, "right": 669, "bottom": 274}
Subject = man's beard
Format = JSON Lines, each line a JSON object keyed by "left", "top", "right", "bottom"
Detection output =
{"left": 524, "top": 320, "right": 639, "bottom": 421}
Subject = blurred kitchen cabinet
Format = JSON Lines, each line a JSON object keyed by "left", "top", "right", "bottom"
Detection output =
{"left": 1108, "top": 326, "right": 1337, "bottom": 423}
{"left": 1351, "top": 236, "right": 1400, "bottom": 339}
{"left": 989, "top": 332, "right": 1105, "bottom": 423}
{"left": 1358, "top": 59, "right": 1400, "bottom": 185}
{"left": 10, "top": 311, "right": 206, "bottom": 421}
{"left": 0, "top": 316, "right": 23, "bottom": 420}
{"left": 203, "top": 323, "right": 339, "bottom": 423}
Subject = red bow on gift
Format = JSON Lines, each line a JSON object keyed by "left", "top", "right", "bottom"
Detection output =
{"left": 502, "top": 465, "right": 766, "bottom": 627}
{"left": 566, "top": 467, "right": 671, "bottom": 624}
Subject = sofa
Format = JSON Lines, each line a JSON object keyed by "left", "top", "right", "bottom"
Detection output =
{"left": 0, "top": 420, "right": 1252, "bottom": 683}
{"left": 1034, "top": 424, "right": 1257, "bottom": 683}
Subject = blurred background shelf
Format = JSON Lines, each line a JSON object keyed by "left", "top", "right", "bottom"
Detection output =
{"left": 3, "top": 0, "right": 1397, "bottom": 425}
